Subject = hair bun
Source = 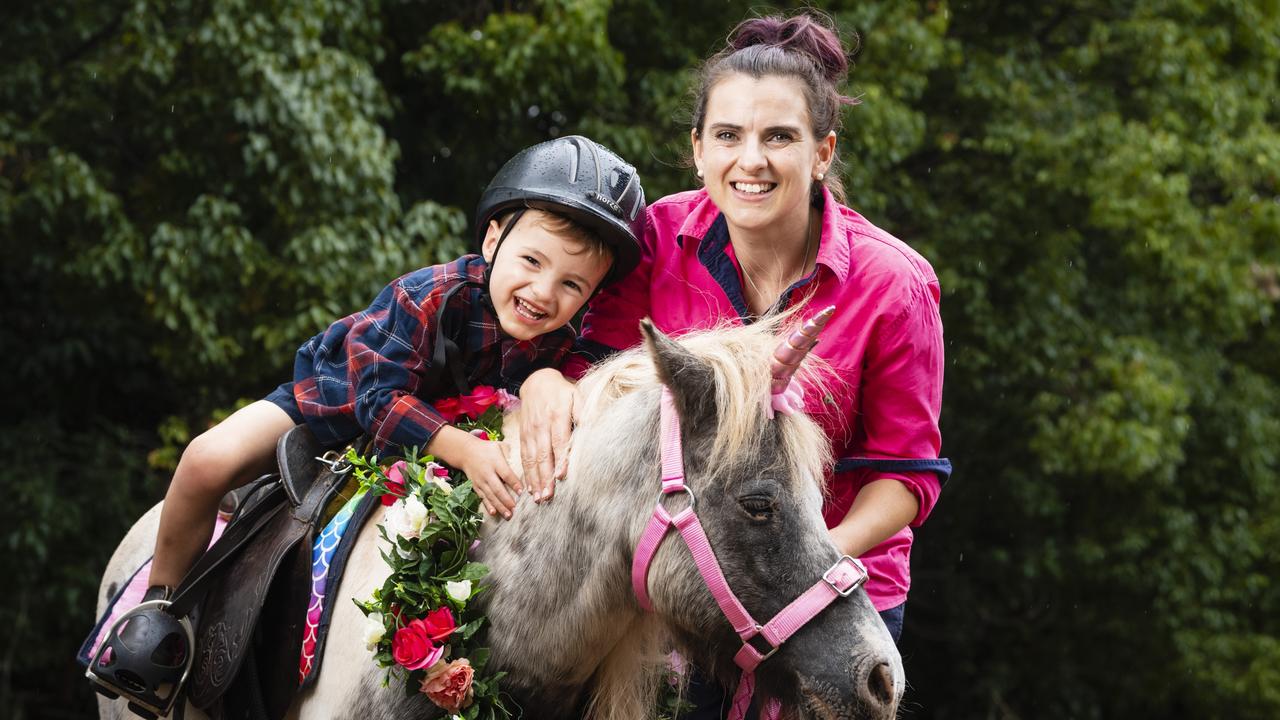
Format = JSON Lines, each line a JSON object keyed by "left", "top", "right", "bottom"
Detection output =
{"left": 728, "top": 14, "right": 850, "bottom": 84}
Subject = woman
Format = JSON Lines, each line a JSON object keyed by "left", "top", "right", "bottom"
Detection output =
{"left": 518, "top": 11, "right": 947, "bottom": 713}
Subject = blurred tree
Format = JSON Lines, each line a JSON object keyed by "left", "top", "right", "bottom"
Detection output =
{"left": 883, "top": 2, "right": 1280, "bottom": 719}
{"left": 1, "top": 0, "right": 1276, "bottom": 717}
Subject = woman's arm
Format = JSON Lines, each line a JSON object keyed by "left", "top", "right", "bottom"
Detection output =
{"left": 831, "top": 281, "right": 946, "bottom": 552}
{"left": 829, "top": 479, "right": 919, "bottom": 557}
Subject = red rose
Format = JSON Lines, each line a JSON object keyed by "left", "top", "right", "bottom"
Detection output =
{"left": 434, "top": 396, "right": 464, "bottom": 422}
{"left": 382, "top": 461, "right": 409, "bottom": 507}
{"left": 459, "top": 386, "right": 500, "bottom": 417}
{"left": 391, "top": 619, "right": 444, "bottom": 670}
{"left": 420, "top": 658, "right": 475, "bottom": 712}
{"left": 421, "top": 606, "right": 456, "bottom": 642}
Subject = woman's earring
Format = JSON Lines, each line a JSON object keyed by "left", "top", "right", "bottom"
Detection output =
{"left": 816, "top": 172, "right": 825, "bottom": 181}
{"left": 696, "top": 168, "right": 704, "bottom": 178}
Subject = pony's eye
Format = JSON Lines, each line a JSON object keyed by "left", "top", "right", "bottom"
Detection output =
{"left": 740, "top": 495, "right": 774, "bottom": 522}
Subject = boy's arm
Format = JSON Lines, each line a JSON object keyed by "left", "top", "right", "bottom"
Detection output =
{"left": 426, "top": 425, "right": 521, "bottom": 519}
{"left": 346, "top": 277, "right": 452, "bottom": 455}
{"left": 347, "top": 275, "right": 524, "bottom": 518}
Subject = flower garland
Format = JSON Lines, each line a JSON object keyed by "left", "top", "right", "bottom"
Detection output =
{"left": 352, "top": 386, "right": 517, "bottom": 719}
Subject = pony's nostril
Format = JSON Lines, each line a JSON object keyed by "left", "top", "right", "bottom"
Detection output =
{"left": 868, "top": 661, "right": 894, "bottom": 705}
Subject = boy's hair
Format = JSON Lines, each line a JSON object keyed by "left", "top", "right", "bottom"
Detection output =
{"left": 495, "top": 207, "right": 615, "bottom": 266}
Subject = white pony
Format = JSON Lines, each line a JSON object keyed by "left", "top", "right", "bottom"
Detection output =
{"left": 98, "top": 321, "right": 903, "bottom": 720}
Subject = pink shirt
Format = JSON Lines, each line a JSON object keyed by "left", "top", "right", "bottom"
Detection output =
{"left": 567, "top": 187, "right": 945, "bottom": 611}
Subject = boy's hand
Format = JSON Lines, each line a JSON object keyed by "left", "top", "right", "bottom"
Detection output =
{"left": 457, "top": 439, "right": 523, "bottom": 520}
{"left": 427, "top": 425, "right": 522, "bottom": 519}
{"left": 518, "top": 368, "right": 578, "bottom": 502}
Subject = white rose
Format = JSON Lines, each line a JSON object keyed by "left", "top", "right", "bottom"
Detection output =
{"left": 445, "top": 580, "right": 472, "bottom": 603}
{"left": 382, "top": 501, "right": 409, "bottom": 539}
{"left": 361, "top": 614, "right": 385, "bottom": 651}
{"left": 385, "top": 495, "right": 430, "bottom": 540}
{"left": 427, "top": 475, "right": 452, "bottom": 494}
{"left": 402, "top": 494, "right": 429, "bottom": 536}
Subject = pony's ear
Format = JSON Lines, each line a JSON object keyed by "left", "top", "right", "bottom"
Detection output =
{"left": 640, "top": 319, "right": 716, "bottom": 423}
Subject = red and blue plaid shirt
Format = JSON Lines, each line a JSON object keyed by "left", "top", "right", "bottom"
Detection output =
{"left": 282, "top": 255, "right": 573, "bottom": 453}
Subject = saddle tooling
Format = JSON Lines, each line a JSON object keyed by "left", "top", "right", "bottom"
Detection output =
{"left": 83, "top": 426, "right": 364, "bottom": 719}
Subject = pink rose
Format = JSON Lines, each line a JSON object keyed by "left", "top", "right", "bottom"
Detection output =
{"left": 469, "top": 428, "right": 490, "bottom": 441}
{"left": 391, "top": 619, "right": 444, "bottom": 670}
{"left": 434, "top": 397, "right": 464, "bottom": 423}
{"left": 419, "top": 658, "right": 475, "bottom": 712}
{"left": 459, "top": 386, "right": 500, "bottom": 417}
{"left": 424, "top": 462, "right": 450, "bottom": 478}
{"left": 421, "top": 606, "right": 456, "bottom": 642}
{"left": 382, "top": 461, "right": 409, "bottom": 507}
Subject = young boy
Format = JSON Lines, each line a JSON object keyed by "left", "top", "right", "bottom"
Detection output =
{"left": 103, "top": 136, "right": 644, "bottom": 706}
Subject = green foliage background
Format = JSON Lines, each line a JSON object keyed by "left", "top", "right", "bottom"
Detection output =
{"left": 2, "top": 1, "right": 1276, "bottom": 717}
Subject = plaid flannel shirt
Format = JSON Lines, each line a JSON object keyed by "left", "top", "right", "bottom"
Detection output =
{"left": 286, "top": 255, "right": 573, "bottom": 453}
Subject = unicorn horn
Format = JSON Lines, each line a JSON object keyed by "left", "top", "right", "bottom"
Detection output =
{"left": 770, "top": 305, "right": 836, "bottom": 395}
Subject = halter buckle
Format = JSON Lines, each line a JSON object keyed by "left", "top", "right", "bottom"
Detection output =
{"left": 746, "top": 626, "right": 779, "bottom": 663}
{"left": 822, "top": 555, "right": 868, "bottom": 597}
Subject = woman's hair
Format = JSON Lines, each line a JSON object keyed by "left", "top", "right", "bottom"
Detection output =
{"left": 691, "top": 12, "right": 859, "bottom": 204}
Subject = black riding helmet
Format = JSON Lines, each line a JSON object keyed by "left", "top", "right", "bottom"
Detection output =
{"left": 476, "top": 135, "right": 646, "bottom": 288}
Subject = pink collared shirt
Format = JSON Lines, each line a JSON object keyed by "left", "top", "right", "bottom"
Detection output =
{"left": 567, "top": 187, "right": 945, "bottom": 612}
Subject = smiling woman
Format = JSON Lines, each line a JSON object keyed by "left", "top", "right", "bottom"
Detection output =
{"left": 692, "top": 72, "right": 835, "bottom": 314}
{"left": 515, "top": 10, "right": 948, "bottom": 718}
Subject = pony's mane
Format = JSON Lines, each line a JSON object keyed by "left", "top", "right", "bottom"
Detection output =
{"left": 576, "top": 317, "right": 833, "bottom": 494}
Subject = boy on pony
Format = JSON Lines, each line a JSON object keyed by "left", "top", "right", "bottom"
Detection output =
{"left": 96, "top": 136, "right": 645, "bottom": 711}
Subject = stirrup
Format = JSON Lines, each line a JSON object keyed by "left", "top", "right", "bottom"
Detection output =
{"left": 86, "top": 597, "right": 195, "bottom": 719}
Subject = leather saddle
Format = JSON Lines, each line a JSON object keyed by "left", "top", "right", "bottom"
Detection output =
{"left": 166, "top": 425, "right": 351, "bottom": 719}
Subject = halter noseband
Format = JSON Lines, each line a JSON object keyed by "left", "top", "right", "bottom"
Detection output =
{"left": 632, "top": 388, "right": 868, "bottom": 720}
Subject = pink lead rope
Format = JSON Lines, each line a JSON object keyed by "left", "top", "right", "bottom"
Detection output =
{"left": 632, "top": 387, "right": 869, "bottom": 720}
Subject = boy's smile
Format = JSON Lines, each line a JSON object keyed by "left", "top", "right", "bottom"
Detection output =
{"left": 482, "top": 210, "right": 612, "bottom": 341}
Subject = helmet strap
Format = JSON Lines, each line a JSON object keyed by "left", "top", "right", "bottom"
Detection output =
{"left": 482, "top": 208, "right": 528, "bottom": 288}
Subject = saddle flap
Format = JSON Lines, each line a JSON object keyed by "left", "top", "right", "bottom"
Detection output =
{"left": 277, "top": 424, "right": 323, "bottom": 507}
{"left": 188, "top": 445, "right": 350, "bottom": 713}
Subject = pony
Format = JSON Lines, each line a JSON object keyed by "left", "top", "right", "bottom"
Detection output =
{"left": 97, "top": 319, "right": 903, "bottom": 720}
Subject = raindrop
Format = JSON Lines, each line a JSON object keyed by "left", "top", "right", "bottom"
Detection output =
{"left": 170, "top": 105, "right": 175, "bottom": 113}
{"left": 471, "top": 30, "right": 483, "bottom": 41}
{"left": 528, "top": 105, "right": 540, "bottom": 118}
{"left": 441, "top": 147, "right": 452, "bottom": 158}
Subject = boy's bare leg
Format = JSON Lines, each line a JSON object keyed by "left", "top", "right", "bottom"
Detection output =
{"left": 147, "top": 401, "right": 298, "bottom": 591}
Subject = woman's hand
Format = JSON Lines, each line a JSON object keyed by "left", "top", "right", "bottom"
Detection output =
{"left": 518, "top": 368, "right": 578, "bottom": 502}
{"left": 427, "top": 425, "right": 522, "bottom": 518}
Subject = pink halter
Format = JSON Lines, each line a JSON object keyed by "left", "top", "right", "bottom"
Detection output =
{"left": 632, "top": 388, "right": 868, "bottom": 720}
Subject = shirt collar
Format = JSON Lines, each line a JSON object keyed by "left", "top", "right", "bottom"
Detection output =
{"left": 813, "top": 184, "right": 850, "bottom": 284}
{"left": 676, "top": 185, "right": 851, "bottom": 284}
